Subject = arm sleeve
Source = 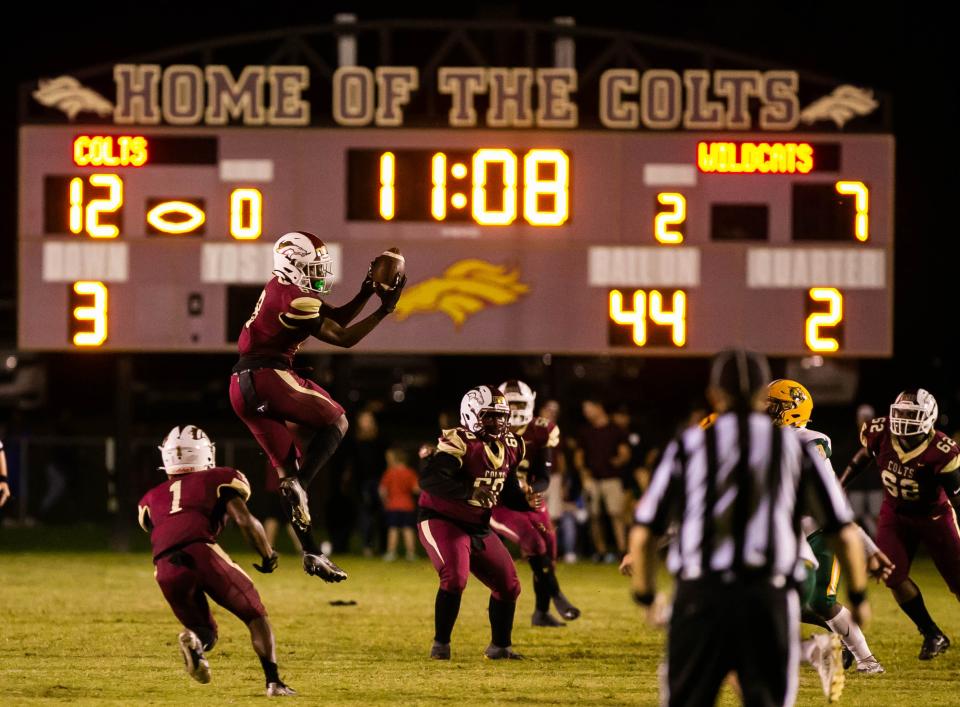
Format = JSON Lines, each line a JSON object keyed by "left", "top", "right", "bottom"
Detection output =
{"left": 633, "top": 439, "right": 681, "bottom": 534}
{"left": 279, "top": 296, "right": 323, "bottom": 331}
{"left": 798, "top": 440, "right": 855, "bottom": 533}
{"left": 419, "top": 452, "right": 472, "bottom": 500}
{"left": 938, "top": 469, "right": 960, "bottom": 499}
{"left": 216, "top": 470, "right": 252, "bottom": 502}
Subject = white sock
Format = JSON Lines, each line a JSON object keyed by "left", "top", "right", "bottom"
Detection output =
{"left": 800, "top": 637, "right": 818, "bottom": 666}
{"left": 826, "top": 606, "right": 872, "bottom": 662}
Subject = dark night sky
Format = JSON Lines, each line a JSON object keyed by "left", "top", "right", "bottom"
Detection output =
{"left": 4, "top": 2, "right": 958, "bottom": 423}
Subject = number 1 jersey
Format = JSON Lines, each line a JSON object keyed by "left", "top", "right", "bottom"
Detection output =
{"left": 138, "top": 468, "right": 251, "bottom": 559}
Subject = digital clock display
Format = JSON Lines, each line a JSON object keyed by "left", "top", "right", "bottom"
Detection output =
{"left": 347, "top": 148, "right": 571, "bottom": 225}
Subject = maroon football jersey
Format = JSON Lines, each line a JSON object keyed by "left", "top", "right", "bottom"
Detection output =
{"left": 861, "top": 416, "right": 960, "bottom": 514}
{"left": 419, "top": 427, "right": 525, "bottom": 525}
{"left": 138, "top": 467, "right": 251, "bottom": 558}
{"left": 238, "top": 276, "right": 325, "bottom": 368}
{"left": 518, "top": 417, "right": 560, "bottom": 487}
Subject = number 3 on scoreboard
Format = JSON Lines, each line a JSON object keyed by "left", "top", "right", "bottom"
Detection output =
{"left": 70, "top": 281, "right": 108, "bottom": 347}
{"left": 805, "top": 287, "right": 843, "bottom": 353}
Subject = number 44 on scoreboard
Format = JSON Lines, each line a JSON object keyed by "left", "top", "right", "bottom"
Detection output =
{"left": 607, "top": 287, "right": 845, "bottom": 352}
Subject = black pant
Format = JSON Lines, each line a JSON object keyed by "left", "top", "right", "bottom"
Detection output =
{"left": 666, "top": 578, "right": 798, "bottom": 707}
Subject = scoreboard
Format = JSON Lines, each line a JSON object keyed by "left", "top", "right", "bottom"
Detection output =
{"left": 18, "top": 127, "right": 893, "bottom": 355}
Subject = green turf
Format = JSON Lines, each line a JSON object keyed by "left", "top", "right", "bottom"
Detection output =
{"left": 0, "top": 547, "right": 958, "bottom": 705}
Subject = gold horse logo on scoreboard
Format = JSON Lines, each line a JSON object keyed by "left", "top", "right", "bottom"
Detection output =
{"left": 394, "top": 259, "right": 529, "bottom": 327}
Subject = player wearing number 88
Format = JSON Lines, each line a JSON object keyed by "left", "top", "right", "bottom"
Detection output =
{"left": 842, "top": 389, "right": 960, "bottom": 660}
{"left": 417, "top": 385, "right": 529, "bottom": 660}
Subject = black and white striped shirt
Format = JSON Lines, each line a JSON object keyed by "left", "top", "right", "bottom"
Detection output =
{"left": 634, "top": 411, "right": 854, "bottom": 585}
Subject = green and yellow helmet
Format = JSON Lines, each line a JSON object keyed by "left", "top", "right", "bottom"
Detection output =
{"left": 766, "top": 379, "right": 813, "bottom": 428}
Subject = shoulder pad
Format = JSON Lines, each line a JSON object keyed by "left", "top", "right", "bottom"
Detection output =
{"left": 437, "top": 428, "right": 469, "bottom": 458}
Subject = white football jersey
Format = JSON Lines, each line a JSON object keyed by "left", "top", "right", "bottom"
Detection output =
{"left": 797, "top": 426, "right": 837, "bottom": 537}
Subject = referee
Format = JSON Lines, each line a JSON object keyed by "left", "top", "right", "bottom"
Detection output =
{"left": 629, "top": 350, "right": 870, "bottom": 707}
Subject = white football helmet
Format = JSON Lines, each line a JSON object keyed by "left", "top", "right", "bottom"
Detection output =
{"left": 889, "top": 389, "right": 938, "bottom": 437}
{"left": 272, "top": 231, "right": 333, "bottom": 294}
{"left": 460, "top": 385, "right": 510, "bottom": 439}
{"left": 499, "top": 379, "right": 536, "bottom": 428}
{"left": 159, "top": 425, "right": 216, "bottom": 475}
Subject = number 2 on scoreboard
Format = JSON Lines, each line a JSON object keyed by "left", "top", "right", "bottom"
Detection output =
{"left": 805, "top": 287, "right": 843, "bottom": 352}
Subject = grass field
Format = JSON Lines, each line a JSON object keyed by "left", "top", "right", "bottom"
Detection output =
{"left": 1, "top": 533, "right": 959, "bottom": 705}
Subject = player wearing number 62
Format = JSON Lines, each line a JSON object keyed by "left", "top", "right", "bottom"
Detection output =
{"left": 842, "top": 389, "right": 960, "bottom": 660}
{"left": 137, "top": 426, "right": 295, "bottom": 696}
{"left": 417, "top": 385, "right": 530, "bottom": 660}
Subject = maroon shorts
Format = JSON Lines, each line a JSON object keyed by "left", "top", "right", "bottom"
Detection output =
{"left": 490, "top": 506, "right": 556, "bottom": 560}
{"left": 155, "top": 542, "right": 267, "bottom": 635}
{"left": 229, "top": 368, "right": 345, "bottom": 469}
{"left": 876, "top": 501, "right": 960, "bottom": 596}
{"left": 418, "top": 517, "right": 520, "bottom": 601}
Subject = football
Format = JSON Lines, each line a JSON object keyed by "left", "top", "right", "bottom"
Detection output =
{"left": 370, "top": 247, "right": 405, "bottom": 290}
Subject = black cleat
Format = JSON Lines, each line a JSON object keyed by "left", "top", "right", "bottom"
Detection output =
{"left": 919, "top": 633, "right": 950, "bottom": 660}
{"left": 430, "top": 641, "right": 451, "bottom": 660}
{"left": 484, "top": 644, "right": 524, "bottom": 660}
{"left": 279, "top": 477, "right": 311, "bottom": 532}
{"left": 531, "top": 610, "right": 566, "bottom": 627}
{"left": 303, "top": 553, "right": 348, "bottom": 582}
{"left": 841, "top": 646, "right": 855, "bottom": 671}
{"left": 553, "top": 592, "right": 581, "bottom": 621}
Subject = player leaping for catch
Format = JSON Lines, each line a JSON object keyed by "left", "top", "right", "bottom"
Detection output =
{"left": 418, "top": 385, "right": 532, "bottom": 660}
{"left": 490, "top": 380, "right": 580, "bottom": 627}
{"left": 842, "top": 388, "right": 960, "bottom": 660}
{"left": 138, "top": 426, "right": 294, "bottom": 697}
{"left": 229, "top": 231, "right": 405, "bottom": 581}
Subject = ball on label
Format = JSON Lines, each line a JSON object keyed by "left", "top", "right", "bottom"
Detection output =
{"left": 370, "top": 247, "right": 405, "bottom": 289}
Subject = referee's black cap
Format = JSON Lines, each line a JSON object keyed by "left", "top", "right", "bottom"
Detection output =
{"left": 709, "top": 349, "right": 771, "bottom": 403}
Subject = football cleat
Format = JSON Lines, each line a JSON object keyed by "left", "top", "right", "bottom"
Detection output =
{"left": 841, "top": 646, "right": 854, "bottom": 671}
{"left": 430, "top": 641, "right": 451, "bottom": 660}
{"left": 553, "top": 592, "right": 581, "bottom": 621}
{"left": 483, "top": 644, "right": 524, "bottom": 660}
{"left": 177, "top": 630, "right": 211, "bottom": 684}
{"left": 279, "top": 477, "right": 312, "bottom": 532}
{"left": 812, "top": 633, "right": 844, "bottom": 703}
{"left": 266, "top": 681, "right": 297, "bottom": 697}
{"left": 919, "top": 633, "right": 950, "bottom": 660}
{"left": 856, "top": 657, "right": 885, "bottom": 674}
{"left": 303, "top": 553, "right": 348, "bottom": 582}
{"left": 531, "top": 610, "right": 565, "bottom": 627}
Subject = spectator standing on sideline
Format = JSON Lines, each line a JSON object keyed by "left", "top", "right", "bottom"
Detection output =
{"left": 380, "top": 447, "right": 420, "bottom": 561}
{"left": 343, "top": 409, "right": 388, "bottom": 556}
{"left": 630, "top": 350, "right": 870, "bottom": 707}
{"left": 576, "top": 400, "right": 631, "bottom": 562}
{"left": 0, "top": 438, "right": 10, "bottom": 509}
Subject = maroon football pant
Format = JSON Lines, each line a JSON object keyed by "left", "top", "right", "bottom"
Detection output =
{"left": 877, "top": 501, "right": 960, "bottom": 597}
{"left": 490, "top": 506, "right": 557, "bottom": 560}
{"left": 155, "top": 542, "right": 267, "bottom": 643}
{"left": 229, "top": 368, "right": 345, "bottom": 470}
{"left": 418, "top": 517, "right": 521, "bottom": 600}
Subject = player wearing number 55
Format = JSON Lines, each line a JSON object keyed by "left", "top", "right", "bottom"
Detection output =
{"left": 417, "top": 385, "right": 531, "bottom": 661}
{"left": 137, "top": 426, "right": 295, "bottom": 697}
{"left": 229, "top": 231, "right": 405, "bottom": 582}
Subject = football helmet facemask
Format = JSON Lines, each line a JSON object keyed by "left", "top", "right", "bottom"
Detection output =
{"left": 272, "top": 231, "right": 333, "bottom": 294}
{"left": 889, "top": 388, "right": 938, "bottom": 438}
{"left": 160, "top": 425, "right": 216, "bottom": 475}
{"left": 766, "top": 379, "right": 813, "bottom": 428}
{"left": 499, "top": 379, "right": 536, "bottom": 429}
{"left": 460, "top": 385, "right": 511, "bottom": 440}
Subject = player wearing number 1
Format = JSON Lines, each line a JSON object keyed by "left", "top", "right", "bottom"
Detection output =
{"left": 418, "top": 385, "right": 529, "bottom": 660}
{"left": 842, "top": 389, "right": 960, "bottom": 660}
{"left": 137, "top": 426, "right": 294, "bottom": 696}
